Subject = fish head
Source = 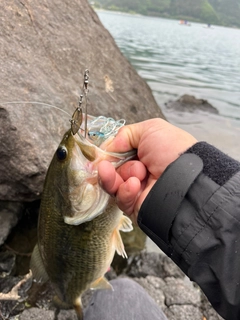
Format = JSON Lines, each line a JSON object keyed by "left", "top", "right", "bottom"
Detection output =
{"left": 47, "top": 129, "right": 136, "bottom": 226}
{"left": 47, "top": 129, "right": 109, "bottom": 226}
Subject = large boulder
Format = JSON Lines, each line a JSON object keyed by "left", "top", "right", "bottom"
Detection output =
{"left": 0, "top": 0, "right": 165, "bottom": 202}
{"left": 165, "top": 94, "right": 218, "bottom": 114}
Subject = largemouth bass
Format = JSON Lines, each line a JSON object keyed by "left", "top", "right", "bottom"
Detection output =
{"left": 30, "top": 127, "right": 135, "bottom": 319}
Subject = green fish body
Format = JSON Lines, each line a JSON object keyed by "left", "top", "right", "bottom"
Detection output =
{"left": 31, "top": 129, "right": 134, "bottom": 319}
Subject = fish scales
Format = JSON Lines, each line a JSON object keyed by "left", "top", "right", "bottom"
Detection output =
{"left": 39, "top": 199, "right": 121, "bottom": 303}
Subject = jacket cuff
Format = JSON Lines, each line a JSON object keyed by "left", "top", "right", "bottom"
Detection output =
{"left": 186, "top": 142, "right": 240, "bottom": 185}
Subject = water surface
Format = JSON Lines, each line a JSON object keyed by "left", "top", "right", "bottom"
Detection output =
{"left": 97, "top": 11, "right": 240, "bottom": 160}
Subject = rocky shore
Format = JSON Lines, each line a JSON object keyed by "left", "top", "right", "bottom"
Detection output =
{"left": 0, "top": 1, "right": 226, "bottom": 319}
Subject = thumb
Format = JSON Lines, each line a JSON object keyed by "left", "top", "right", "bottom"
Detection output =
{"left": 100, "top": 121, "right": 147, "bottom": 153}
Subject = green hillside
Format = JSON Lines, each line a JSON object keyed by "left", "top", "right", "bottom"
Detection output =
{"left": 91, "top": 0, "right": 240, "bottom": 27}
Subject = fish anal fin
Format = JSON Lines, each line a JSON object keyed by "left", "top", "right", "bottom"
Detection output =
{"left": 30, "top": 244, "right": 49, "bottom": 284}
{"left": 119, "top": 215, "right": 133, "bottom": 232}
{"left": 113, "top": 229, "right": 128, "bottom": 258}
{"left": 73, "top": 296, "right": 83, "bottom": 320}
{"left": 90, "top": 276, "right": 113, "bottom": 291}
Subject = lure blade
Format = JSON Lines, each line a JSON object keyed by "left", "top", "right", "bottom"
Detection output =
{"left": 71, "top": 107, "right": 83, "bottom": 135}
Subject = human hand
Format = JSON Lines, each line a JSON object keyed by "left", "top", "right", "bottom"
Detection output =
{"left": 98, "top": 118, "right": 197, "bottom": 224}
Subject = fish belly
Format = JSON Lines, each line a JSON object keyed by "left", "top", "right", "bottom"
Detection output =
{"left": 38, "top": 202, "right": 121, "bottom": 305}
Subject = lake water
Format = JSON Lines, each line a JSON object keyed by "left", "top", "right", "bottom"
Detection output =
{"left": 97, "top": 10, "right": 240, "bottom": 160}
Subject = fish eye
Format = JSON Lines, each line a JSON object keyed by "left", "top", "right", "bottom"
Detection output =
{"left": 56, "top": 146, "right": 68, "bottom": 161}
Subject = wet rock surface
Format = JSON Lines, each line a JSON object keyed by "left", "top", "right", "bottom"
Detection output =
{"left": 0, "top": 0, "right": 165, "bottom": 203}
{"left": 165, "top": 94, "right": 219, "bottom": 114}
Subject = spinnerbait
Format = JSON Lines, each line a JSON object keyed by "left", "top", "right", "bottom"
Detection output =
{"left": 70, "top": 69, "right": 89, "bottom": 136}
{"left": 70, "top": 69, "right": 126, "bottom": 146}
{"left": 87, "top": 117, "right": 125, "bottom": 146}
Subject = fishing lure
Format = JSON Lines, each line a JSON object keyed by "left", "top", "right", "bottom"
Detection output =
{"left": 70, "top": 70, "right": 126, "bottom": 146}
{"left": 87, "top": 117, "right": 126, "bottom": 146}
{"left": 70, "top": 94, "right": 83, "bottom": 135}
{"left": 70, "top": 69, "right": 89, "bottom": 136}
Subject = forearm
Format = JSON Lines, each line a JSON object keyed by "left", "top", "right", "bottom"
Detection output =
{"left": 138, "top": 142, "right": 240, "bottom": 320}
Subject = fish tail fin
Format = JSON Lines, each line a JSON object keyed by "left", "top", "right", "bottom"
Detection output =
{"left": 74, "top": 297, "right": 83, "bottom": 320}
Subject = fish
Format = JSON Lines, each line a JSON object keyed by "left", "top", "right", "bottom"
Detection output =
{"left": 30, "top": 126, "right": 135, "bottom": 320}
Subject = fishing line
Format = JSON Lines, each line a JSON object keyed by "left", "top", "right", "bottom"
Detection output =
{"left": 0, "top": 101, "right": 72, "bottom": 118}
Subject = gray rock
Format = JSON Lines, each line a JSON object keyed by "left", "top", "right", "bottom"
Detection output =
{"left": 57, "top": 309, "right": 78, "bottom": 320}
{"left": 0, "top": 202, "right": 24, "bottom": 245}
{"left": 165, "top": 94, "right": 218, "bottom": 114}
{"left": 0, "top": 272, "right": 32, "bottom": 318}
{"left": 126, "top": 251, "right": 184, "bottom": 279}
{"left": 126, "top": 251, "right": 165, "bottom": 278}
{"left": 201, "top": 292, "right": 224, "bottom": 320}
{"left": 134, "top": 276, "right": 166, "bottom": 310}
{"left": 0, "top": 0, "right": 165, "bottom": 202}
{"left": 165, "top": 305, "right": 203, "bottom": 320}
{"left": 163, "top": 277, "right": 201, "bottom": 307}
{"left": 126, "top": 252, "right": 221, "bottom": 320}
{"left": 19, "top": 308, "right": 55, "bottom": 320}
{"left": 0, "top": 251, "right": 16, "bottom": 277}
{"left": 162, "top": 255, "right": 185, "bottom": 278}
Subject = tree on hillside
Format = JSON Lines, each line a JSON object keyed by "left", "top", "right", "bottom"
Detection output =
{"left": 93, "top": 0, "right": 240, "bottom": 27}
{"left": 209, "top": 0, "right": 240, "bottom": 26}
{"left": 169, "top": 0, "right": 219, "bottom": 23}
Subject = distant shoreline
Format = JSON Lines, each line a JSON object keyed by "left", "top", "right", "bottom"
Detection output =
{"left": 93, "top": 7, "right": 239, "bottom": 29}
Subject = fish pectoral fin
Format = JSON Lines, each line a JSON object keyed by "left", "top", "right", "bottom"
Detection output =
{"left": 30, "top": 244, "right": 49, "bottom": 284}
{"left": 113, "top": 229, "right": 128, "bottom": 258}
{"left": 90, "top": 276, "right": 113, "bottom": 291}
{"left": 119, "top": 215, "right": 133, "bottom": 232}
{"left": 112, "top": 215, "right": 132, "bottom": 258}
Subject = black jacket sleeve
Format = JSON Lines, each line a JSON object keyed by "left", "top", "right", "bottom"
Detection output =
{"left": 138, "top": 142, "right": 240, "bottom": 320}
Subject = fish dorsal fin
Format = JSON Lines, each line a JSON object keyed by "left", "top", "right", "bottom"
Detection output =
{"left": 119, "top": 215, "right": 133, "bottom": 232}
{"left": 30, "top": 244, "right": 49, "bottom": 283}
{"left": 90, "top": 276, "right": 113, "bottom": 290}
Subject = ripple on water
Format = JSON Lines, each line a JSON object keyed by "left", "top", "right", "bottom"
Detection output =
{"left": 97, "top": 11, "right": 240, "bottom": 160}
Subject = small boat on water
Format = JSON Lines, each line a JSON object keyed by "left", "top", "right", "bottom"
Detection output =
{"left": 179, "top": 20, "right": 191, "bottom": 26}
{"left": 203, "top": 24, "right": 214, "bottom": 29}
